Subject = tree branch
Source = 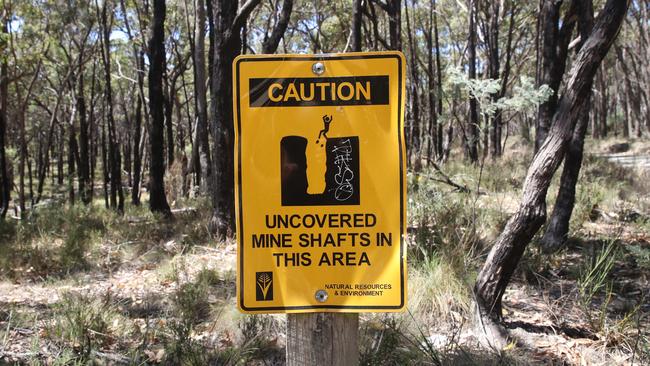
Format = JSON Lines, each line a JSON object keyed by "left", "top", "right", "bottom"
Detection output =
{"left": 231, "top": 0, "right": 263, "bottom": 36}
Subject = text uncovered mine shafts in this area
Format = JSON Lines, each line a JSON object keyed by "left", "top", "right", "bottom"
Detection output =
{"left": 251, "top": 213, "right": 393, "bottom": 267}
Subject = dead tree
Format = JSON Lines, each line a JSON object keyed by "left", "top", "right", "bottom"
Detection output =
{"left": 474, "top": 0, "right": 629, "bottom": 348}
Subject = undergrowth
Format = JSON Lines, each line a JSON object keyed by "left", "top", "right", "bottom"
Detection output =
{"left": 1, "top": 138, "right": 648, "bottom": 364}
{"left": 0, "top": 198, "right": 214, "bottom": 280}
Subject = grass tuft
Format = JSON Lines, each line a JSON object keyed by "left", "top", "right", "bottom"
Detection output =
{"left": 48, "top": 291, "right": 120, "bottom": 361}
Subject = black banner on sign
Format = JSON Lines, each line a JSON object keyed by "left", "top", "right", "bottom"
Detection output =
{"left": 249, "top": 76, "right": 389, "bottom": 107}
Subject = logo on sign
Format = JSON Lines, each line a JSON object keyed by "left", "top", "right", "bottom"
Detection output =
{"left": 256, "top": 272, "right": 273, "bottom": 301}
{"left": 281, "top": 115, "right": 360, "bottom": 206}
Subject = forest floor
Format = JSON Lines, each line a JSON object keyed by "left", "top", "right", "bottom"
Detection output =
{"left": 0, "top": 137, "right": 649, "bottom": 365}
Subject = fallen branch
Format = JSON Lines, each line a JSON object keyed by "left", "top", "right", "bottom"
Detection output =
{"left": 92, "top": 350, "right": 131, "bottom": 364}
{"left": 0, "top": 351, "right": 39, "bottom": 359}
{"left": 425, "top": 158, "right": 471, "bottom": 193}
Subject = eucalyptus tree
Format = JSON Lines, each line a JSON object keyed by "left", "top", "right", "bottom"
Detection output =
{"left": 474, "top": 0, "right": 630, "bottom": 347}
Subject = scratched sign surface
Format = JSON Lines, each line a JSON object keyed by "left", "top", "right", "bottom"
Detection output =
{"left": 234, "top": 52, "right": 406, "bottom": 313}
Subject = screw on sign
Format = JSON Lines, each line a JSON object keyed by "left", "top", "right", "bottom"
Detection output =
{"left": 233, "top": 52, "right": 406, "bottom": 366}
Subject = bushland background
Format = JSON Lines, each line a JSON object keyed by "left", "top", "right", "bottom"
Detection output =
{"left": 0, "top": 0, "right": 648, "bottom": 364}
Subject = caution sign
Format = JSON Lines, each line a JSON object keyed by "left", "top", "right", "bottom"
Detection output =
{"left": 234, "top": 52, "right": 406, "bottom": 313}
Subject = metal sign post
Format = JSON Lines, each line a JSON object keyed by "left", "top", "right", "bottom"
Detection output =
{"left": 233, "top": 52, "right": 406, "bottom": 365}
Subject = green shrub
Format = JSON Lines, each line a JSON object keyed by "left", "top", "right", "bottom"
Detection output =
{"left": 173, "top": 282, "right": 211, "bottom": 326}
{"left": 164, "top": 319, "right": 209, "bottom": 366}
{"left": 163, "top": 268, "right": 214, "bottom": 365}
{"left": 60, "top": 222, "right": 90, "bottom": 272}
{"left": 627, "top": 244, "right": 650, "bottom": 270}
{"left": 408, "top": 176, "right": 482, "bottom": 266}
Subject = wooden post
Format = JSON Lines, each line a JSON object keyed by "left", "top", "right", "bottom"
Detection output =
{"left": 286, "top": 313, "right": 359, "bottom": 366}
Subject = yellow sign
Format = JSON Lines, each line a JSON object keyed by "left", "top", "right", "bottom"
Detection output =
{"left": 234, "top": 52, "right": 406, "bottom": 313}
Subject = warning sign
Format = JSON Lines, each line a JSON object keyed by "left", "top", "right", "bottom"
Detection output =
{"left": 234, "top": 52, "right": 406, "bottom": 313}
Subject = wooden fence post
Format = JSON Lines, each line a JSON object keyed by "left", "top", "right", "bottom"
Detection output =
{"left": 286, "top": 313, "right": 359, "bottom": 366}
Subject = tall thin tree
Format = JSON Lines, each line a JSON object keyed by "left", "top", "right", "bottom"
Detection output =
{"left": 467, "top": 0, "right": 479, "bottom": 162}
{"left": 540, "top": 0, "right": 594, "bottom": 252}
{"left": 0, "top": 6, "right": 9, "bottom": 218}
{"left": 97, "top": 0, "right": 125, "bottom": 213}
{"left": 189, "top": 0, "right": 212, "bottom": 192}
{"left": 209, "top": 0, "right": 261, "bottom": 236}
{"left": 149, "top": 0, "right": 172, "bottom": 216}
{"left": 351, "top": 0, "right": 363, "bottom": 52}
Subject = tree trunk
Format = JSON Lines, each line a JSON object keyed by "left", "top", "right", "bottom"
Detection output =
{"left": 387, "top": 0, "right": 401, "bottom": 51}
{"left": 67, "top": 102, "right": 79, "bottom": 205}
{"left": 99, "top": 0, "right": 124, "bottom": 213}
{"left": 18, "top": 109, "right": 27, "bottom": 214}
{"left": 474, "top": 0, "right": 628, "bottom": 348}
{"left": 614, "top": 46, "right": 643, "bottom": 137}
{"left": 209, "top": 0, "right": 261, "bottom": 236}
{"left": 539, "top": 110, "right": 589, "bottom": 252}
{"left": 89, "top": 61, "right": 98, "bottom": 202}
{"left": 57, "top": 125, "right": 65, "bottom": 186}
{"left": 405, "top": 0, "right": 420, "bottom": 169}
{"left": 148, "top": 0, "right": 172, "bottom": 216}
{"left": 598, "top": 68, "right": 608, "bottom": 137}
{"left": 164, "top": 78, "right": 175, "bottom": 167}
{"left": 133, "top": 88, "right": 143, "bottom": 205}
{"left": 495, "top": 2, "right": 516, "bottom": 157}
{"left": 433, "top": 0, "right": 443, "bottom": 158}
{"left": 286, "top": 313, "right": 359, "bottom": 366}
{"left": 534, "top": 0, "right": 577, "bottom": 152}
{"left": 0, "top": 21, "right": 8, "bottom": 218}
{"left": 621, "top": 62, "right": 630, "bottom": 138}
{"left": 487, "top": 1, "right": 501, "bottom": 158}
{"left": 189, "top": 0, "right": 211, "bottom": 192}
{"left": 351, "top": 0, "right": 363, "bottom": 52}
{"left": 77, "top": 59, "right": 91, "bottom": 205}
{"left": 467, "top": 0, "right": 479, "bottom": 163}
{"left": 119, "top": 0, "right": 146, "bottom": 205}
{"left": 540, "top": 0, "right": 594, "bottom": 253}
{"left": 102, "top": 117, "right": 109, "bottom": 209}
{"left": 425, "top": 0, "right": 437, "bottom": 162}
{"left": 36, "top": 87, "right": 66, "bottom": 204}
{"left": 261, "top": 0, "right": 293, "bottom": 54}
